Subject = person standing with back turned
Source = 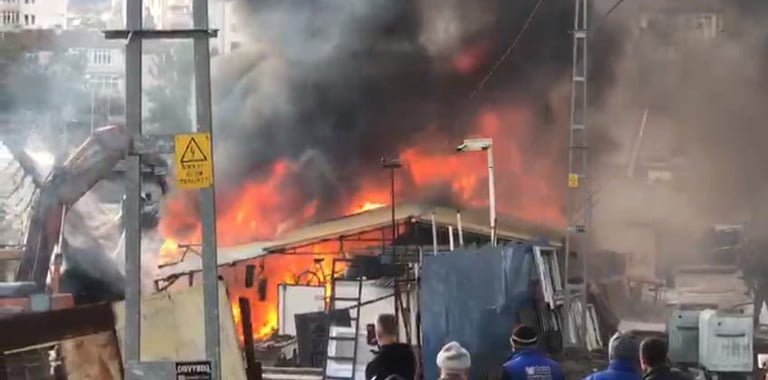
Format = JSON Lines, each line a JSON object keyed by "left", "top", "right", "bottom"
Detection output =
{"left": 583, "top": 332, "right": 642, "bottom": 380}
{"left": 639, "top": 338, "right": 692, "bottom": 380}
{"left": 365, "top": 314, "right": 416, "bottom": 380}
{"left": 437, "top": 341, "right": 471, "bottom": 380}
{"left": 501, "top": 324, "right": 565, "bottom": 380}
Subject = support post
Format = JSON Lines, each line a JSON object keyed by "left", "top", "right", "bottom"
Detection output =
{"left": 431, "top": 212, "right": 438, "bottom": 255}
{"left": 456, "top": 210, "right": 464, "bottom": 247}
{"left": 192, "top": 0, "right": 222, "bottom": 377}
{"left": 564, "top": 0, "right": 590, "bottom": 347}
{"left": 123, "top": 0, "right": 143, "bottom": 370}
{"left": 487, "top": 146, "right": 496, "bottom": 246}
{"left": 239, "top": 297, "right": 258, "bottom": 380}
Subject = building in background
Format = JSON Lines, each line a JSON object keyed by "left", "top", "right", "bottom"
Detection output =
{"left": 110, "top": 0, "right": 246, "bottom": 54}
{"left": 209, "top": 0, "right": 246, "bottom": 55}
{"left": 0, "top": 0, "right": 69, "bottom": 30}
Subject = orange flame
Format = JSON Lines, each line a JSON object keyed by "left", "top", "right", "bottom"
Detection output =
{"left": 351, "top": 201, "right": 387, "bottom": 214}
{"left": 158, "top": 105, "right": 565, "bottom": 342}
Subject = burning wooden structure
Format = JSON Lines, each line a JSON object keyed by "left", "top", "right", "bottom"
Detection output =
{"left": 154, "top": 203, "right": 562, "bottom": 344}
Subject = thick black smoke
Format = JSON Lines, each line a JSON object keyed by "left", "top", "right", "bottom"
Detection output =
{"left": 203, "top": 0, "right": 622, "bottom": 220}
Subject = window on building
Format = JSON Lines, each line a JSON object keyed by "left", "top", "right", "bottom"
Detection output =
{"left": 230, "top": 41, "right": 240, "bottom": 51}
{"left": 0, "top": 11, "right": 17, "bottom": 26}
{"left": 30, "top": 14, "right": 35, "bottom": 25}
{"left": 92, "top": 49, "right": 114, "bottom": 66}
{"left": 23, "top": 14, "right": 28, "bottom": 25}
{"left": 692, "top": 13, "right": 718, "bottom": 39}
{"left": 169, "top": 5, "right": 189, "bottom": 14}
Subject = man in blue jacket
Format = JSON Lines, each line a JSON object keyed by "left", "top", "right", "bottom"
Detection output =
{"left": 584, "top": 332, "right": 642, "bottom": 380}
{"left": 501, "top": 325, "right": 565, "bottom": 380}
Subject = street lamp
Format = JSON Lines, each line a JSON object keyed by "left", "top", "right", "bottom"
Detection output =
{"left": 380, "top": 156, "right": 403, "bottom": 338}
{"left": 380, "top": 157, "right": 403, "bottom": 247}
{"left": 456, "top": 138, "right": 496, "bottom": 246}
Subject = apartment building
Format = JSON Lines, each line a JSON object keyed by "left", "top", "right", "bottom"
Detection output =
{"left": 110, "top": 0, "right": 246, "bottom": 54}
{"left": 0, "top": 0, "right": 68, "bottom": 30}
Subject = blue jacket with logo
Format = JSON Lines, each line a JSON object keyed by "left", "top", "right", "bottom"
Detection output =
{"left": 501, "top": 349, "right": 565, "bottom": 380}
{"left": 583, "top": 359, "right": 642, "bottom": 380}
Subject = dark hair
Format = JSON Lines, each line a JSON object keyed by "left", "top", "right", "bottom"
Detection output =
{"left": 376, "top": 314, "right": 397, "bottom": 337}
{"left": 640, "top": 337, "right": 668, "bottom": 367}
{"left": 511, "top": 324, "right": 538, "bottom": 347}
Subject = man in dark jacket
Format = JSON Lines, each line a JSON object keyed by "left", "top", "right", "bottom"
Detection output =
{"left": 501, "top": 324, "right": 565, "bottom": 380}
{"left": 584, "top": 332, "right": 642, "bottom": 380}
{"left": 365, "top": 314, "right": 416, "bottom": 380}
{"left": 640, "top": 338, "right": 692, "bottom": 380}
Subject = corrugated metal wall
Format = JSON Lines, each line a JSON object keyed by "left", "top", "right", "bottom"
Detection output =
{"left": 420, "top": 245, "right": 537, "bottom": 379}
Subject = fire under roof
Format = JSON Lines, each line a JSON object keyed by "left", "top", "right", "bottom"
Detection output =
{"left": 156, "top": 203, "right": 563, "bottom": 278}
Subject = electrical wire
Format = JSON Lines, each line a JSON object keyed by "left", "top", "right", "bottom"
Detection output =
{"left": 601, "top": 0, "right": 627, "bottom": 21}
{"left": 593, "top": 0, "right": 628, "bottom": 32}
{"left": 470, "top": 0, "right": 545, "bottom": 99}
{"left": 470, "top": 0, "right": 628, "bottom": 97}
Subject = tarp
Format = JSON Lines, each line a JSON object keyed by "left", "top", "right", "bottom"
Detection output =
{"left": 420, "top": 245, "right": 538, "bottom": 379}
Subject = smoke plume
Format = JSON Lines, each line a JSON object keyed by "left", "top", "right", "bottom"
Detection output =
{"left": 163, "top": 0, "right": 624, "bottom": 242}
{"left": 589, "top": 0, "right": 768, "bottom": 271}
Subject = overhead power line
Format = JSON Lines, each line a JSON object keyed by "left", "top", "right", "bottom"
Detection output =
{"left": 470, "top": 0, "right": 545, "bottom": 99}
{"left": 593, "top": 0, "right": 628, "bottom": 32}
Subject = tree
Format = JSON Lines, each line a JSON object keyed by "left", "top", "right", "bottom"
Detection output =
{"left": 13, "top": 50, "right": 89, "bottom": 113}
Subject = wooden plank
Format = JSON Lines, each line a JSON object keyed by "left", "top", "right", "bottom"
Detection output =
{"left": 61, "top": 331, "right": 122, "bottom": 380}
{"left": 0, "top": 249, "right": 22, "bottom": 261}
{"left": 0, "top": 302, "right": 115, "bottom": 352}
{"left": 238, "top": 297, "right": 260, "bottom": 380}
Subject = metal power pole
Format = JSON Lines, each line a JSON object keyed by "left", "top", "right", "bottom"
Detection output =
{"left": 564, "top": 0, "right": 590, "bottom": 348}
{"left": 107, "top": 0, "right": 220, "bottom": 378}
{"left": 192, "top": 0, "right": 222, "bottom": 375}
{"left": 123, "top": 0, "right": 143, "bottom": 366}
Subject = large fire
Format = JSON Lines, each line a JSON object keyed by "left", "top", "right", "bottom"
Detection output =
{"left": 158, "top": 105, "right": 565, "bottom": 342}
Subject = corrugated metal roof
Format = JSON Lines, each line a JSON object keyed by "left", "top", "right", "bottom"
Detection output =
{"left": 155, "top": 203, "right": 563, "bottom": 278}
{"left": 265, "top": 203, "right": 562, "bottom": 252}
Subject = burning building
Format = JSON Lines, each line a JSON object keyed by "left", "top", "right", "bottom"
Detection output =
{"left": 155, "top": 203, "right": 562, "bottom": 342}
{"left": 148, "top": 0, "right": 624, "bottom": 354}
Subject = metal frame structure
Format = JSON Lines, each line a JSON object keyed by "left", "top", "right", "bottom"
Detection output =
{"left": 564, "top": 0, "right": 591, "bottom": 347}
{"left": 106, "top": 0, "right": 222, "bottom": 378}
{"left": 456, "top": 138, "right": 496, "bottom": 246}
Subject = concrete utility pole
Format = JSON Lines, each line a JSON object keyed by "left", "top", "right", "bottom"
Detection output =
{"left": 564, "top": 0, "right": 590, "bottom": 347}
{"left": 106, "top": 0, "right": 221, "bottom": 378}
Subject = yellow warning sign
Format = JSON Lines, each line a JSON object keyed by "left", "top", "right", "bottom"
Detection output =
{"left": 175, "top": 133, "right": 213, "bottom": 189}
{"left": 568, "top": 173, "right": 579, "bottom": 188}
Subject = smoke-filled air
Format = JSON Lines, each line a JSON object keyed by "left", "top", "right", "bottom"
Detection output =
{"left": 589, "top": 0, "right": 768, "bottom": 272}
{"left": 159, "top": 0, "right": 623, "bottom": 255}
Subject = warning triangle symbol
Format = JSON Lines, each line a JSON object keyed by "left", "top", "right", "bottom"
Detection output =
{"left": 180, "top": 137, "right": 208, "bottom": 164}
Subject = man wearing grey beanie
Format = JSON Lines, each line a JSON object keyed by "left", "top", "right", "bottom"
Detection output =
{"left": 437, "top": 342, "right": 471, "bottom": 380}
{"left": 584, "top": 332, "right": 642, "bottom": 380}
